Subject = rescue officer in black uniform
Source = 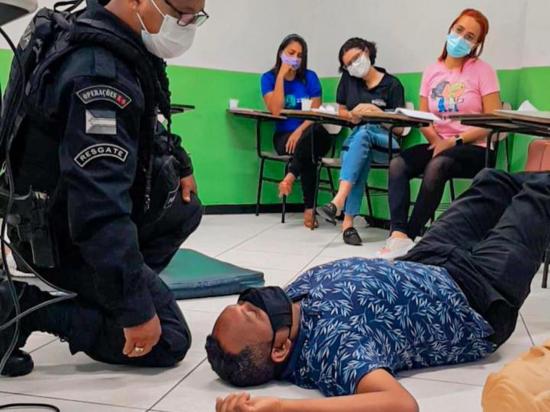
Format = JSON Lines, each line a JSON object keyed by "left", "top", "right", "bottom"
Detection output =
{"left": 0, "top": 0, "right": 207, "bottom": 376}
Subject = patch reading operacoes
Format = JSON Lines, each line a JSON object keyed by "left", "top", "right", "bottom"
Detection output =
{"left": 76, "top": 85, "right": 132, "bottom": 109}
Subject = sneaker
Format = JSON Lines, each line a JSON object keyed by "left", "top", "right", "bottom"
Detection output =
{"left": 0, "top": 277, "right": 34, "bottom": 377}
{"left": 376, "top": 237, "right": 415, "bottom": 260}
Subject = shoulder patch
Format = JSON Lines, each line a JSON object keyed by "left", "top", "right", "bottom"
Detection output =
{"left": 76, "top": 85, "right": 132, "bottom": 109}
{"left": 86, "top": 110, "right": 117, "bottom": 135}
{"left": 74, "top": 144, "right": 129, "bottom": 168}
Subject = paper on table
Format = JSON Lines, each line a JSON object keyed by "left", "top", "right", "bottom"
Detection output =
{"left": 390, "top": 108, "right": 442, "bottom": 122}
{"left": 518, "top": 100, "right": 538, "bottom": 112}
{"left": 311, "top": 104, "right": 339, "bottom": 115}
{"left": 495, "top": 100, "right": 550, "bottom": 119}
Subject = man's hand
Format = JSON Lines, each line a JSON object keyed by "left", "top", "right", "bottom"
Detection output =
{"left": 351, "top": 103, "right": 383, "bottom": 118}
{"left": 430, "top": 138, "right": 456, "bottom": 157}
{"left": 181, "top": 175, "right": 198, "bottom": 203}
{"left": 123, "top": 314, "right": 162, "bottom": 358}
{"left": 285, "top": 129, "right": 303, "bottom": 154}
{"left": 216, "top": 393, "right": 283, "bottom": 412}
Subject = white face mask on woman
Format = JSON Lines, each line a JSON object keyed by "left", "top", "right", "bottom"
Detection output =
{"left": 136, "top": 0, "right": 197, "bottom": 59}
{"left": 347, "top": 53, "right": 371, "bottom": 79}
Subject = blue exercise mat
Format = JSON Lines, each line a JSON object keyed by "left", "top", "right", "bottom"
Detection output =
{"left": 160, "top": 249, "right": 265, "bottom": 300}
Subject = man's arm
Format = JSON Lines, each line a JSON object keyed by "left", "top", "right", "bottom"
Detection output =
{"left": 59, "top": 74, "right": 156, "bottom": 329}
{"left": 216, "top": 369, "right": 418, "bottom": 412}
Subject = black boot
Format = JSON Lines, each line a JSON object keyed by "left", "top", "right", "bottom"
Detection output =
{"left": 0, "top": 275, "right": 74, "bottom": 377}
{"left": 0, "top": 278, "right": 34, "bottom": 377}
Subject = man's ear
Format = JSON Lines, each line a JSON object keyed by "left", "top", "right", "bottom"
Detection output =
{"left": 270, "top": 337, "right": 292, "bottom": 364}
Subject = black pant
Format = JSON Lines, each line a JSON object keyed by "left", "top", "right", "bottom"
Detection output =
{"left": 401, "top": 169, "right": 550, "bottom": 346}
{"left": 274, "top": 124, "right": 332, "bottom": 209}
{"left": 17, "top": 191, "right": 202, "bottom": 367}
{"left": 389, "top": 143, "right": 490, "bottom": 239}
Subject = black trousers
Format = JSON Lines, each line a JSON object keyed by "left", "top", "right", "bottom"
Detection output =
{"left": 401, "top": 169, "right": 550, "bottom": 346}
{"left": 389, "top": 143, "right": 490, "bottom": 239}
{"left": 274, "top": 123, "right": 332, "bottom": 209}
{"left": 17, "top": 191, "right": 202, "bottom": 367}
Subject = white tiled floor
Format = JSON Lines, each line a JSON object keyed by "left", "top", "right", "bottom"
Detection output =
{"left": 1, "top": 213, "right": 548, "bottom": 411}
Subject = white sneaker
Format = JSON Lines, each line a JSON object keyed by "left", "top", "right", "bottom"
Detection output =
{"left": 376, "top": 237, "right": 415, "bottom": 260}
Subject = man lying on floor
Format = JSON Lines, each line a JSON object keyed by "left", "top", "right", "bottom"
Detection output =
{"left": 205, "top": 169, "right": 550, "bottom": 412}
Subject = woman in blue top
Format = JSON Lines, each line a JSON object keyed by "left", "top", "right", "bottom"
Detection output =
{"left": 261, "top": 34, "right": 332, "bottom": 229}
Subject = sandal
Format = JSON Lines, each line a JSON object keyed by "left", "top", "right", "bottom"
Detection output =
{"left": 343, "top": 227, "right": 362, "bottom": 246}
{"left": 304, "top": 210, "right": 319, "bottom": 230}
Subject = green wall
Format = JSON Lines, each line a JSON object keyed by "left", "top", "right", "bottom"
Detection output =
{"left": 0, "top": 48, "right": 548, "bottom": 216}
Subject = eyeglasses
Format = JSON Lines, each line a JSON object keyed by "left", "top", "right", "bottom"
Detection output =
{"left": 163, "top": 0, "right": 210, "bottom": 27}
{"left": 452, "top": 26, "right": 476, "bottom": 44}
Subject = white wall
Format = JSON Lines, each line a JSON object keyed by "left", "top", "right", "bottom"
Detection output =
{"left": 1, "top": 0, "right": 548, "bottom": 76}
{"left": 521, "top": 0, "right": 550, "bottom": 68}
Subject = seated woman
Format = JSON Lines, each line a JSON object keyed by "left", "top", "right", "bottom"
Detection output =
{"left": 379, "top": 8, "right": 502, "bottom": 258}
{"left": 261, "top": 34, "right": 332, "bottom": 229}
{"left": 317, "top": 38, "right": 405, "bottom": 246}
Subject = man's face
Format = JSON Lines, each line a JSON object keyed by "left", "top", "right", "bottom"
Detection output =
{"left": 213, "top": 301, "right": 273, "bottom": 355}
{"left": 136, "top": 0, "right": 206, "bottom": 34}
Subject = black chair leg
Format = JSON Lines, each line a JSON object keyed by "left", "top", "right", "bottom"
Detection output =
{"left": 365, "top": 184, "right": 374, "bottom": 222}
{"left": 327, "top": 167, "right": 336, "bottom": 197}
{"left": 256, "top": 158, "right": 265, "bottom": 216}
{"left": 281, "top": 162, "right": 290, "bottom": 224}
{"left": 313, "top": 164, "right": 321, "bottom": 213}
{"left": 543, "top": 248, "right": 549, "bottom": 289}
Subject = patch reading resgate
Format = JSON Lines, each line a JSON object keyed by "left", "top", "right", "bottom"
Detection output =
{"left": 76, "top": 85, "right": 132, "bottom": 109}
{"left": 74, "top": 144, "right": 129, "bottom": 168}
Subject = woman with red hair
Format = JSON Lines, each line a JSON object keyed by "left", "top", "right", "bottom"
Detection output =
{"left": 379, "top": 9, "right": 502, "bottom": 259}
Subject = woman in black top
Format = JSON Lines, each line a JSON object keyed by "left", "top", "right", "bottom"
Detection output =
{"left": 317, "top": 38, "right": 405, "bottom": 245}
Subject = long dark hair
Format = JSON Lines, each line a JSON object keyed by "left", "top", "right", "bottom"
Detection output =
{"left": 271, "top": 34, "right": 308, "bottom": 82}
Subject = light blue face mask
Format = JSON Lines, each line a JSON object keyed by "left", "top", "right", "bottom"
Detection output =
{"left": 446, "top": 32, "right": 473, "bottom": 58}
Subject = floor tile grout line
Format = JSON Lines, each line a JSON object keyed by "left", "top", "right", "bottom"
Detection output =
{"left": 212, "top": 220, "right": 282, "bottom": 258}
{"left": 401, "top": 376, "right": 484, "bottom": 388}
{"left": 146, "top": 358, "right": 207, "bottom": 411}
{"left": 282, "top": 231, "right": 342, "bottom": 288}
{"left": 0, "top": 390, "right": 144, "bottom": 410}
{"left": 520, "top": 312, "right": 536, "bottom": 346}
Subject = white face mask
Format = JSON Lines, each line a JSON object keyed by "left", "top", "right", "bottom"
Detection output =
{"left": 347, "top": 53, "right": 371, "bottom": 79}
{"left": 136, "top": 0, "right": 197, "bottom": 59}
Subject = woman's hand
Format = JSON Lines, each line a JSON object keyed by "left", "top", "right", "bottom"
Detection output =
{"left": 278, "top": 62, "right": 293, "bottom": 79}
{"left": 351, "top": 103, "right": 383, "bottom": 118}
{"left": 285, "top": 129, "right": 303, "bottom": 154}
{"left": 430, "top": 138, "right": 456, "bottom": 157}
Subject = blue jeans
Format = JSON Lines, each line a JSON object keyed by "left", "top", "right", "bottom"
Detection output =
{"left": 340, "top": 124, "right": 399, "bottom": 216}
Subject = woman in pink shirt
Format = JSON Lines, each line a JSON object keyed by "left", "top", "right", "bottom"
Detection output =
{"left": 379, "top": 8, "right": 502, "bottom": 259}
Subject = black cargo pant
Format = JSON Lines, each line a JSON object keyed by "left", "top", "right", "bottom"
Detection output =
{"left": 13, "top": 191, "right": 202, "bottom": 367}
{"left": 401, "top": 169, "right": 550, "bottom": 347}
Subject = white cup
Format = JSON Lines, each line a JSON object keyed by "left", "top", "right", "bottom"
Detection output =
{"left": 301, "top": 98, "right": 312, "bottom": 111}
{"left": 229, "top": 99, "right": 240, "bottom": 110}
